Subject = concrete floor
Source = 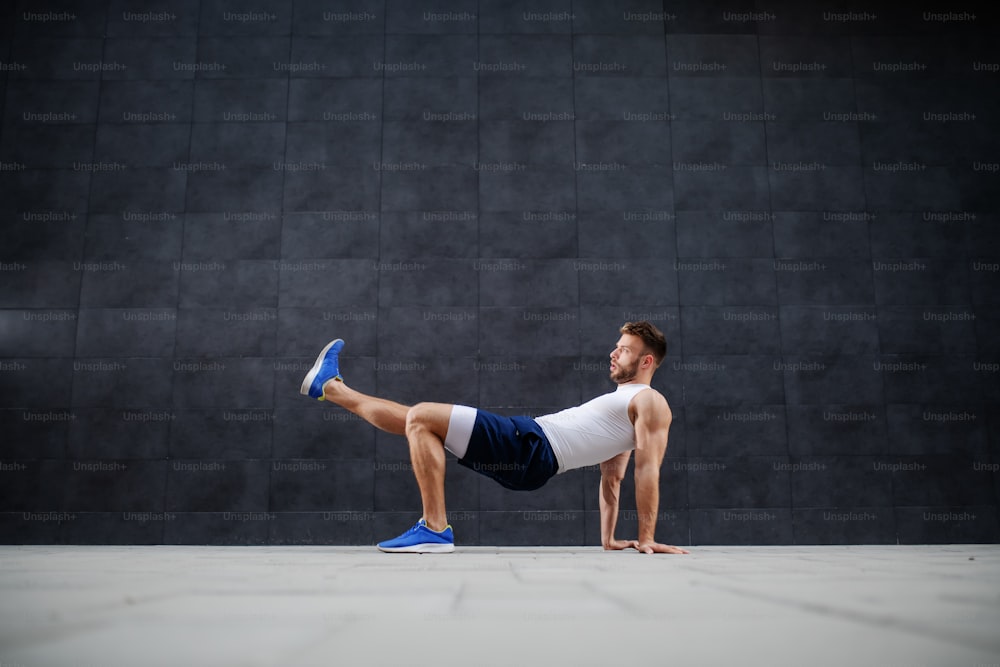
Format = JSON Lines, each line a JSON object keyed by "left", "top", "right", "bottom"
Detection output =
{"left": 0, "top": 545, "right": 998, "bottom": 667}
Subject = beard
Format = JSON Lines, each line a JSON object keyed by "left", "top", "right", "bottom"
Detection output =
{"left": 609, "top": 358, "right": 639, "bottom": 384}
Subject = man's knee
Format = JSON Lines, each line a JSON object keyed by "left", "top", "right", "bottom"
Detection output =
{"left": 405, "top": 402, "right": 447, "bottom": 437}
{"left": 404, "top": 403, "right": 428, "bottom": 433}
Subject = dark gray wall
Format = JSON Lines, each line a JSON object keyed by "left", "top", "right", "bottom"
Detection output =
{"left": 1, "top": 0, "right": 998, "bottom": 546}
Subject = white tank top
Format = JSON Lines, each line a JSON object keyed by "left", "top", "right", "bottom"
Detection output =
{"left": 535, "top": 383, "right": 651, "bottom": 473}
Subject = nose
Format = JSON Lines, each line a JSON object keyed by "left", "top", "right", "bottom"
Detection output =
{"left": 610, "top": 348, "right": 617, "bottom": 360}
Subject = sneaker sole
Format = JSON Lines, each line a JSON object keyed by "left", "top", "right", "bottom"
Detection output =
{"left": 377, "top": 542, "right": 455, "bottom": 554}
{"left": 299, "top": 338, "right": 344, "bottom": 398}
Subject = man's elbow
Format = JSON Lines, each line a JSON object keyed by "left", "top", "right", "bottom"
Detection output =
{"left": 601, "top": 463, "right": 627, "bottom": 484}
{"left": 633, "top": 460, "right": 660, "bottom": 483}
{"left": 601, "top": 472, "right": 623, "bottom": 501}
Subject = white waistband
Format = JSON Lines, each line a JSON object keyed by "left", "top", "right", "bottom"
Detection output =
{"left": 443, "top": 404, "right": 477, "bottom": 459}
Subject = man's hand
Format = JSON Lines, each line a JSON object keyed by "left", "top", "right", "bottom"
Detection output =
{"left": 603, "top": 539, "right": 639, "bottom": 551}
{"left": 604, "top": 539, "right": 689, "bottom": 553}
{"left": 636, "top": 541, "right": 689, "bottom": 554}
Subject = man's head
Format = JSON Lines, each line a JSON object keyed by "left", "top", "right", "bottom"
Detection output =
{"left": 609, "top": 321, "right": 667, "bottom": 384}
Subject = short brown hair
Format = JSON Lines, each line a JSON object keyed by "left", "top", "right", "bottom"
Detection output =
{"left": 620, "top": 321, "right": 667, "bottom": 366}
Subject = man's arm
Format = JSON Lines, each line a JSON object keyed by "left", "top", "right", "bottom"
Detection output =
{"left": 599, "top": 450, "right": 636, "bottom": 550}
{"left": 632, "top": 390, "right": 688, "bottom": 554}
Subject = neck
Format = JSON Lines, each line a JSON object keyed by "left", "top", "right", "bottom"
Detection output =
{"left": 617, "top": 377, "right": 651, "bottom": 387}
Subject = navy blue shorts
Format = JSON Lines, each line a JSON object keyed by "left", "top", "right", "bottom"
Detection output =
{"left": 456, "top": 410, "right": 560, "bottom": 491}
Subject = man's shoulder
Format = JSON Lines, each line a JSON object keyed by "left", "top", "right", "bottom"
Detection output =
{"left": 629, "top": 386, "right": 671, "bottom": 418}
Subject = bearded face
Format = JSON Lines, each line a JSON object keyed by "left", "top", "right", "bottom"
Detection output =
{"left": 609, "top": 340, "right": 643, "bottom": 384}
{"left": 609, "top": 355, "right": 640, "bottom": 383}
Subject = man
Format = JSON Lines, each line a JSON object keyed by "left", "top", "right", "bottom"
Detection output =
{"left": 300, "top": 320, "right": 688, "bottom": 555}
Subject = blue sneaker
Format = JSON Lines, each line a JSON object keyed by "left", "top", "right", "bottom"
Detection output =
{"left": 377, "top": 518, "right": 455, "bottom": 553}
{"left": 299, "top": 338, "right": 344, "bottom": 400}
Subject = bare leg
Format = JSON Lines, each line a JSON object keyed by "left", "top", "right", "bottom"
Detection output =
{"left": 322, "top": 379, "right": 409, "bottom": 436}
{"left": 405, "top": 402, "right": 453, "bottom": 531}
{"left": 322, "top": 378, "right": 453, "bottom": 532}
